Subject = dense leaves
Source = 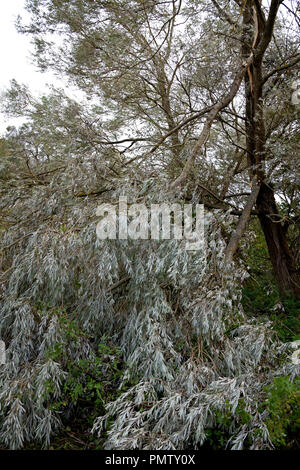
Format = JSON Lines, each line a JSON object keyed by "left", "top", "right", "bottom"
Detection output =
{"left": 0, "top": 0, "right": 299, "bottom": 450}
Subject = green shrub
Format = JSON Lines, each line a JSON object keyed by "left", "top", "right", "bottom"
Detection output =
{"left": 241, "top": 222, "right": 300, "bottom": 342}
{"left": 264, "top": 376, "right": 300, "bottom": 448}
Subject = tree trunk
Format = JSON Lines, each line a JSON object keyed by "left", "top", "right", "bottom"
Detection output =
{"left": 242, "top": 1, "right": 300, "bottom": 300}
{"left": 256, "top": 183, "right": 300, "bottom": 299}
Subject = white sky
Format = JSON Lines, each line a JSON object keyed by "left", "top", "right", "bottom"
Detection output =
{"left": 0, "top": 1, "right": 77, "bottom": 134}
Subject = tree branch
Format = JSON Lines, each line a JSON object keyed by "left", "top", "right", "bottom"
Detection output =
{"left": 254, "top": 0, "right": 283, "bottom": 63}
{"left": 211, "top": 0, "right": 235, "bottom": 25}
{"left": 170, "top": 55, "right": 253, "bottom": 189}
{"left": 262, "top": 54, "right": 300, "bottom": 84}
{"left": 225, "top": 178, "right": 261, "bottom": 259}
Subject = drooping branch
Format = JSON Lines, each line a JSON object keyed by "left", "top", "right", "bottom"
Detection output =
{"left": 123, "top": 105, "right": 215, "bottom": 167}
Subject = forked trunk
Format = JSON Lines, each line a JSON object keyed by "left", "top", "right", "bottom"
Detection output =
{"left": 241, "top": 1, "right": 300, "bottom": 300}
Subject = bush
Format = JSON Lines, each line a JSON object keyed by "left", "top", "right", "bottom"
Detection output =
{"left": 264, "top": 376, "right": 300, "bottom": 448}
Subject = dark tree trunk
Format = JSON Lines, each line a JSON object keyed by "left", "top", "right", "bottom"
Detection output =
{"left": 242, "top": 1, "right": 300, "bottom": 300}
{"left": 256, "top": 183, "right": 300, "bottom": 299}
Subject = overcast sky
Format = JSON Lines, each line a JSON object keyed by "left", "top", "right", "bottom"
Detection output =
{"left": 0, "top": 1, "right": 73, "bottom": 133}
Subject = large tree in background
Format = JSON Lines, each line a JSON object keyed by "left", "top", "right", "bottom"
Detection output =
{"left": 13, "top": 0, "right": 299, "bottom": 298}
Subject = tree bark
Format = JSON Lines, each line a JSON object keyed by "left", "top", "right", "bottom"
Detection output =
{"left": 225, "top": 178, "right": 261, "bottom": 260}
{"left": 242, "top": 0, "right": 300, "bottom": 300}
{"left": 256, "top": 183, "right": 300, "bottom": 299}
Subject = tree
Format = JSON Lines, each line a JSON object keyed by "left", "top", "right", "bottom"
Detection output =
{"left": 15, "top": 0, "right": 300, "bottom": 298}
{"left": 240, "top": 0, "right": 300, "bottom": 299}
{"left": 0, "top": 0, "right": 299, "bottom": 450}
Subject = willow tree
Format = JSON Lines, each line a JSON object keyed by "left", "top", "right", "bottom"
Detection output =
{"left": 15, "top": 0, "right": 300, "bottom": 298}
{"left": 0, "top": 0, "right": 299, "bottom": 450}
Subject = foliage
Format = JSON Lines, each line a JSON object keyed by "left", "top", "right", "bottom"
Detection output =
{"left": 263, "top": 376, "right": 300, "bottom": 448}
{"left": 45, "top": 327, "right": 124, "bottom": 420}
{"left": 242, "top": 221, "right": 300, "bottom": 342}
{"left": 0, "top": 0, "right": 299, "bottom": 451}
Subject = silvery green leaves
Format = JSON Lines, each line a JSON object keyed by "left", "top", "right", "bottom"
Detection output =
{"left": 0, "top": 170, "right": 296, "bottom": 449}
{"left": 1, "top": 5, "right": 300, "bottom": 445}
